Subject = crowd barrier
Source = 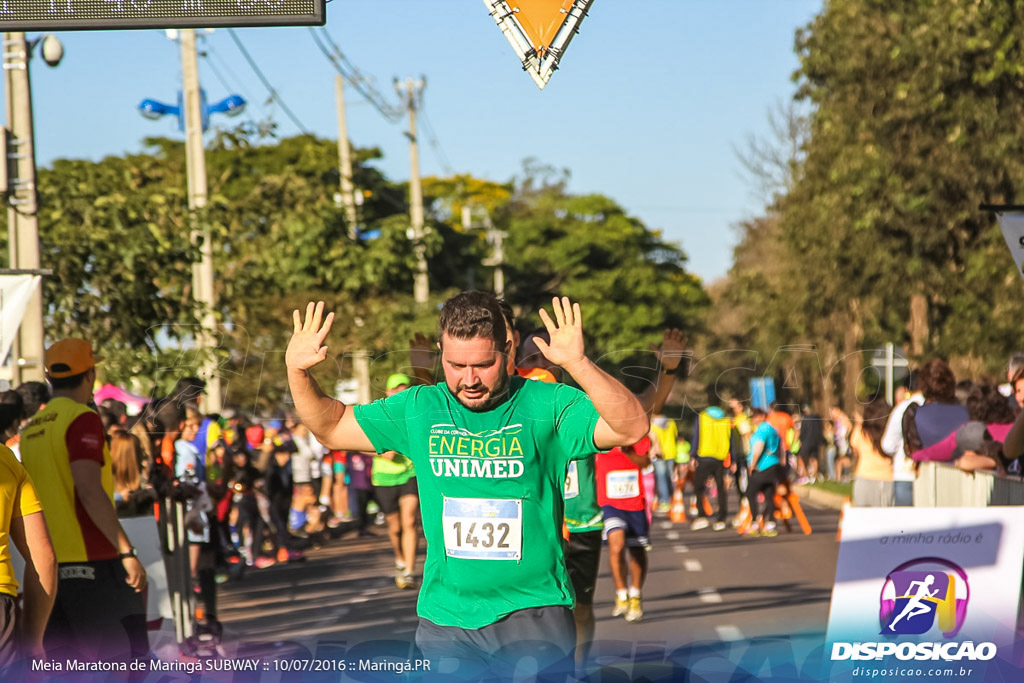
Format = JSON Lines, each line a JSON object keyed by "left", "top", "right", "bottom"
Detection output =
{"left": 914, "top": 461, "right": 1024, "bottom": 506}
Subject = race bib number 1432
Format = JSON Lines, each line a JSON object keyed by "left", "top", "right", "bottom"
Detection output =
{"left": 442, "top": 497, "right": 523, "bottom": 560}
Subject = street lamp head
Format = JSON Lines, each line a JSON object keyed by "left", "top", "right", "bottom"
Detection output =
{"left": 40, "top": 35, "right": 64, "bottom": 67}
{"left": 210, "top": 94, "right": 247, "bottom": 118}
{"left": 138, "top": 99, "right": 178, "bottom": 120}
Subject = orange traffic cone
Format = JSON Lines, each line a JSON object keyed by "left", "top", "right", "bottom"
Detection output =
{"left": 786, "top": 492, "right": 812, "bottom": 535}
{"left": 670, "top": 489, "right": 688, "bottom": 523}
{"left": 734, "top": 497, "right": 752, "bottom": 535}
{"left": 836, "top": 497, "right": 851, "bottom": 542}
{"left": 701, "top": 495, "right": 714, "bottom": 517}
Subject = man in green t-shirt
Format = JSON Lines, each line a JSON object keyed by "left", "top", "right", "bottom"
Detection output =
{"left": 372, "top": 373, "right": 420, "bottom": 590}
{"left": 286, "top": 292, "right": 650, "bottom": 680}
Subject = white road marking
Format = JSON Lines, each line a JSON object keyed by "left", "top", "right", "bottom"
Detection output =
{"left": 660, "top": 521, "right": 674, "bottom": 530}
{"left": 673, "top": 545, "right": 689, "bottom": 553}
{"left": 716, "top": 625, "right": 744, "bottom": 642}
{"left": 666, "top": 531, "right": 680, "bottom": 541}
{"left": 698, "top": 589, "right": 723, "bottom": 604}
{"left": 684, "top": 559, "right": 703, "bottom": 572}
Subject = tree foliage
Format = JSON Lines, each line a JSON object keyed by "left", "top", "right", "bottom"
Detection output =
{"left": 3, "top": 132, "right": 707, "bottom": 410}
{"left": 711, "top": 0, "right": 1024, "bottom": 410}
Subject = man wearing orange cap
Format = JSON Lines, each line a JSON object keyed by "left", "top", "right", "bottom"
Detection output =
{"left": 20, "top": 339, "right": 148, "bottom": 662}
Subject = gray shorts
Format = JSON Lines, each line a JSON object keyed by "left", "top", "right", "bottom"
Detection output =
{"left": 416, "top": 606, "right": 575, "bottom": 681}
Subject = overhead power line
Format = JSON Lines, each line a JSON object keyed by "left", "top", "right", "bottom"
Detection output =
{"left": 226, "top": 28, "right": 312, "bottom": 135}
{"left": 308, "top": 27, "right": 404, "bottom": 123}
{"left": 419, "top": 107, "right": 453, "bottom": 176}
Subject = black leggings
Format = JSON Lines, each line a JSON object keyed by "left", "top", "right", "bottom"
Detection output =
{"left": 747, "top": 465, "right": 782, "bottom": 523}
{"left": 693, "top": 459, "right": 728, "bottom": 522}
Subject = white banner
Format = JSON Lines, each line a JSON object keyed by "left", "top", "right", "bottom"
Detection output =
{"left": 825, "top": 507, "right": 1024, "bottom": 682}
{"left": 0, "top": 274, "right": 40, "bottom": 366}
{"left": 996, "top": 212, "right": 1024, "bottom": 282}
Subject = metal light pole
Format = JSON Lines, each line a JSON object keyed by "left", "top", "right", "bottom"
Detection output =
{"left": 3, "top": 32, "right": 61, "bottom": 384}
{"left": 180, "top": 29, "right": 221, "bottom": 413}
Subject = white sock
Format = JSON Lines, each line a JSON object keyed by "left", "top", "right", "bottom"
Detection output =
{"left": 616, "top": 589, "right": 628, "bottom": 602}
{"left": 628, "top": 587, "right": 641, "bottom": 599}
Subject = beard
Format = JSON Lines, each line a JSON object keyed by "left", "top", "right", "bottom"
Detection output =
{"left": 449, "top": 365, "right": 511, "bottom": 413}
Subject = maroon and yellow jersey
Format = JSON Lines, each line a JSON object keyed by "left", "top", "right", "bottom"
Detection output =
{"left": 20, "top": 397, "right": 116, "bottom": 563}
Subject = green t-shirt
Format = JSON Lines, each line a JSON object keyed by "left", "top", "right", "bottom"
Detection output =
{"left": 564, "top": 455, "right": 603, "bottom": 532}
{"left": 371, "top": 453, "right": 416, "bottom": 487}
{"left": 354, "top": 376, "right": 600, "bottom": 629}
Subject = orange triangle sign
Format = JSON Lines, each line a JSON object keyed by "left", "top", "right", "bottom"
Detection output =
{"left": 483, "top": 0, "right": 596, "bottom": 89}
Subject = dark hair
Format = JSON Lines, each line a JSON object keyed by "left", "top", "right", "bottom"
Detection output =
{"left": 1009, "top": 352, "right": 1024, "bottom": 376}
{"left": 100, "top": 398, "right": 127, "bottom": 425}
{"left": 438, "top": 291, "right": 507, "bottom": 347}
{"left": 916, "top": 359, "right": 957, "bottom": 403}
{"left": 15, "top": 381, "right": 50, "bottom": 418}
{"left": 48, "top": 370, "right": 90, "bottom": 391}
{"left": 1012, "top": 365, "right": 1024, "bottom": 387}
{"left": 0, "top": 404, "right": 20, "bottom": 435}
{"left": 97, "top": 406, "right": 118, "bottom": 432}
{"left": 860, "top": 397, "right": 891, "bottom": 453}
{"left": 751, "top": 407, "right": 767, "bottom": 418}
{"left": 497, "top": 299, "right": 516, "bottom": 335}
{"left": 0, "top": 390, "right": 24, "bottom": 422}
{"left": 966, "top": 384, "right": 1016, "bottom": 425}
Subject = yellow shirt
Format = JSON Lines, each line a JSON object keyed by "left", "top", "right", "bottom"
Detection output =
{"left": 650, "top": 420, "right": 678, "bottom": 461}
{"left": 0, "top": 444, "right": 43, "bottom": 596}
{"left": 20, "top": 397, "right": 116, "bottom": 563}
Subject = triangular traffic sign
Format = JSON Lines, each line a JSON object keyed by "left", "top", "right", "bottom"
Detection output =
{"left": 482, "top": 0, "right": 595, "bottom": 89}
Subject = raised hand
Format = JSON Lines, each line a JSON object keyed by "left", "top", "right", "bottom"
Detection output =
{"left": 286, "top": 301, "right": 335, "bottom": 372}
{"left": 535, "top": 297, "right": 586, "bottom": 370}
{"left": 650, "top": 328, "right": 688, "bottom": 372}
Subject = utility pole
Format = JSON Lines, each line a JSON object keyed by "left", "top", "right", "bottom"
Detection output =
{"left": 395, "top": 77, "right": 428, "bottom": 304}
{"left": 463, "top": 204, "right": 506, "bottom": 298}
{"left": 3, "top": 32, "right": 45, "bottom": 384}
{"left": 334, "top": 74, "right": 357, "bottom": 239}
{"left": 180, "top": 29, "right": 221, "bottom": 413}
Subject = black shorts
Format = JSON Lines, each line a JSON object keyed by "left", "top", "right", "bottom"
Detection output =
{"left": 564, "top": 529, "right": 602, "bottom": 605}
{"left": 0, "top": 593, "right": 16, "bottom": 669}
{"left": 375, "top": 477, "right": 418, "bottom": 515}
{"left": 45, "top": 559, "right": 149, "bottom": 662}
{"left": 416, "top": 606, "right": 575, "bottom": 682}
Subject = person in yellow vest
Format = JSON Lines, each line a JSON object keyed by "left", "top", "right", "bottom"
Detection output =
{"left": 649, "top": 414, "right": 678, "bottom": 513}
{"left": 689, "top": 404, "right": 737, "bottom": 531}
{"left": 0, "top": 405, "right": 57, "bottom": 670}
{"left": 19, "top": 339, "right": 148, "bottom": 663}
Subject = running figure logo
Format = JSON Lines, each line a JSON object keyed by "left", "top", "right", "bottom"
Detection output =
{"left": 880, "top": 566, "right": 962, "bottom": 636}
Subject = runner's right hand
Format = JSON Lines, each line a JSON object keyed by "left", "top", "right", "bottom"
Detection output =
{"left": 287, "top": 301, "right": 335, "bottom": 372}
{"left": 122, "top": 556, "right": 147, "bottom": 593}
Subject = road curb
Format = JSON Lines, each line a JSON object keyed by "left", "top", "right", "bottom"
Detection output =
{"left": 793, "top": 484, "right": 847, "bottom": 511}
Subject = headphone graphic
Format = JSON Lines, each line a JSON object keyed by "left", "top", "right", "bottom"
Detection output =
{"left": 878, "top": 557, "right": 970, "bottom": 638}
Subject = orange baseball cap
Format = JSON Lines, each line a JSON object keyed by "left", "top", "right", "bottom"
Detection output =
{"left": 45, "top": 338, "right": 103, "bottom": 378}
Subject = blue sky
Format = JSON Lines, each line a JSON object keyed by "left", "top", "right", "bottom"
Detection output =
{"left": 9, "top": 0, "right": 822, "bottom": 284}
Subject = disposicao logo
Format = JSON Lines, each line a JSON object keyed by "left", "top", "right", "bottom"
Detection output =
{"left": 831, "top": 557, "right": 997, "bottom": 662}
{"left": 880, "top": 558, "right": 967, "bottom": 637}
